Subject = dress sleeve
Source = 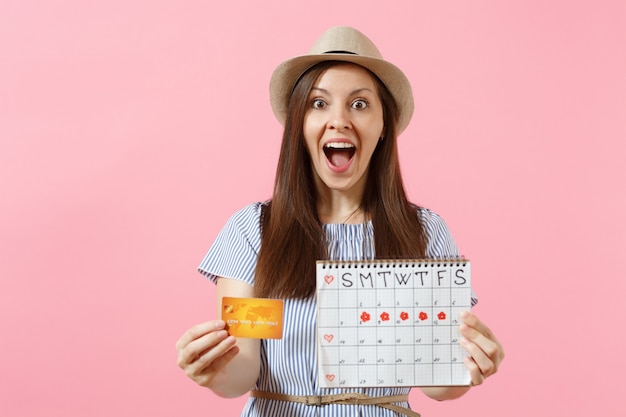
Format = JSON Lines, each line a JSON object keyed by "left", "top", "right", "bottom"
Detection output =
{"left": 419, "top": 208, "right": 460, "bottom": 258}
{"left": 197, "top": 202, "right": 263, "bottom": 285}
{"left": 419, "top": 207, "right": 478, "bottom": 306}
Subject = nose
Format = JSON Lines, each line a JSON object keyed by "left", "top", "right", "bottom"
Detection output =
{"left": 327, "top": 106, "right": 351, "bottom": 131}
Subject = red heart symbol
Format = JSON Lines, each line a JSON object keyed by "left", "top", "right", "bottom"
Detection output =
{"left": 324, "top": 334, "right": 334, "bottom": 343}
{"left": 324, "top": 275, "right": 334, "bottom": 284}
{"left": 326, "top": 374, "right": 335, "bottom": 382}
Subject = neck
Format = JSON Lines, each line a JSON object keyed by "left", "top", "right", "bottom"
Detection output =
{"left": 316, "top": 190, "right": 365, "bottom": 225}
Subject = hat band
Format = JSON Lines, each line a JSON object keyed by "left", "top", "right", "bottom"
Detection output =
{"left": 323, "top": 50, "right": 357, "bottom": 55}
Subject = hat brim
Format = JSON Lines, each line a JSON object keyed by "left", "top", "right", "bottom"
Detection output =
{"left": 270, "top": 53, "right": 414, "bottom": 134}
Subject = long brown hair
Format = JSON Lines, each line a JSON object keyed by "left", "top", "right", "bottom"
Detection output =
{"left": 254, "top": 61, "right": 426, "bottom": 299}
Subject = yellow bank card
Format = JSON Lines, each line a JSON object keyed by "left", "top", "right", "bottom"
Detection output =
{"left": 221, "top": 297, "right": 284, "bottom": 339}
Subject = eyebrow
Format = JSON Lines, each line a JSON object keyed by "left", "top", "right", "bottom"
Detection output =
{"left": 310, "top": 87, "right": 375, "bottom": 96}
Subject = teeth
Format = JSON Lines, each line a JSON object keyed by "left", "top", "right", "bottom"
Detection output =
{"left": 324, "top": 142, "right": 355, "bottom": 149}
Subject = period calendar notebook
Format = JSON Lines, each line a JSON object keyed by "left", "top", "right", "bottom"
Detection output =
{"left": 316, "top": 258, "right": 472, "bottom": 388}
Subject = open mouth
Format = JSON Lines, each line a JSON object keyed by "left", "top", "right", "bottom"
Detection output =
{"left": 323, "top": 142, "right": 356, "bottom": 168}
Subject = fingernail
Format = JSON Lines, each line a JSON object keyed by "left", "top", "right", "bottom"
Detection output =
{"left": 215, "top": 320, "right": 226, "bottom": 329}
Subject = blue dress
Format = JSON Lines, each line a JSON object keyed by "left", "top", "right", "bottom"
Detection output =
{"left": 198, "top": 202, "right": 472, "bottom": 416}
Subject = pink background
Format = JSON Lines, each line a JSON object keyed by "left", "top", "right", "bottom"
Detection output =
{"left": 1, "top": 1, "right": 625, "bottom": 416}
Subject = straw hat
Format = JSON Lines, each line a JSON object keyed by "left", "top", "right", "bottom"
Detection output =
{"left": 269, "top": 26, "right": 414, "bottom": 134}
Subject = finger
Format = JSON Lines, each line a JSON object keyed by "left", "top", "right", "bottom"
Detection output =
{"left": 186, "top": 335, "right": 238, "bottom": 383}
{"left": 460, "top": 311, "right": 496, "bottom": 341}
{"left": 192, "top": 344, "right": 240, "bottom": 388}
{"left": 175, "top": 320, "right": 226, "bottom": 351}
{"left": 463, "top": 356, "right": 485, "bottom": 386}
{"left": 195, "top": 337, "right": 238, "bottom": 375}
{"left": 177, "top": 328, "right": 230, "bottom": 369}
{"left": 459, "top": 312, "right": 503, "bottom": 365}
{"left": 460, "top": 336, "right": 497, "bottom": 378}
{"left": 459, "top": 323, "right": 500, "bottom": 361}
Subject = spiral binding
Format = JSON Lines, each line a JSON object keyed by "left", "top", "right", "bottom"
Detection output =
{"left": 318, "top": 258, "right": 469, "bottom": 269}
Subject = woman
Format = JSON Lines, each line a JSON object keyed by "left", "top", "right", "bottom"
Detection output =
{"left": 176, "top": 26, "right": 504, "bottom": 417}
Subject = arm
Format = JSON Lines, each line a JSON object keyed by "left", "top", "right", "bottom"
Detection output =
{"left": 421, "top": 386, "right": 471, "bottom": 401}
{"left": 420, "top": 311, "right": 505, "bottom": 401}
{"left": 176, "top": 278, "right": 261, "bottom": 398}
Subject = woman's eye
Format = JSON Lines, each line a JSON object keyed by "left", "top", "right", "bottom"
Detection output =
{"left": 311, "top": 99, "right": 326, "bottom": 109}
{"left": 352, "top": 99, "right": 368, "bottom": 110}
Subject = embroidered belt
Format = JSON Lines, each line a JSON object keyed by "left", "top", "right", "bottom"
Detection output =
{"left": 249, "top": 390, "right": 420, "bottom": 417}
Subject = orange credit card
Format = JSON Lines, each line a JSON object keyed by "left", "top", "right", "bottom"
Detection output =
{"left": 221, "top": 297, "right": 284, "bottom": 339}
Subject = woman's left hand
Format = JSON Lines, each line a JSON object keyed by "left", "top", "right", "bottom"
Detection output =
{"left": 459, "top": 311, "right": 505, "bottom": 386}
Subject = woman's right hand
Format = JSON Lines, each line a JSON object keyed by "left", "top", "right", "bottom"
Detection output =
{"left": 177, "top": 278, "right": 260, "bottom": 397}
{"left": 176, "top": 319, "right": 238, "bottom": 389}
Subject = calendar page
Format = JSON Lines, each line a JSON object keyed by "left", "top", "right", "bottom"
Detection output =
{"left": 316, "top": 259, "right": 472, "bottom": 387}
